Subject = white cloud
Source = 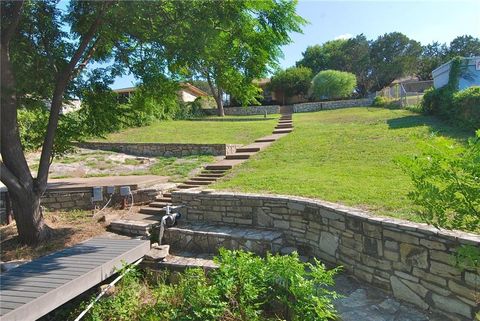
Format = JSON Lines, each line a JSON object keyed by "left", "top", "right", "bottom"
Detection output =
{"left": 334, "top": 33, "right": 353, "bottom": 40}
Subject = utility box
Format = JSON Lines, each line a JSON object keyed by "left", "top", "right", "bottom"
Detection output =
{"left": 92, "top": 187, "right": 103, "bottom": 202}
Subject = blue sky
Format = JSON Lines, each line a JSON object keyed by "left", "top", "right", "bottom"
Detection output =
{"left": 111, "top": 0, "right": 480, "bottom": 89}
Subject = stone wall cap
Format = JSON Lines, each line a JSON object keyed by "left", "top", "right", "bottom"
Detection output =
{"left": 174, "top": 189, "right": 480, "bottom": 244}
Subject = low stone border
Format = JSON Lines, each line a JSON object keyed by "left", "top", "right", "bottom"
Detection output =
{"left": 203, "top": 105, "right": 281, "bottom": 116}
{"left": 171, "top": 190, "right": 479, "bottom": 321}
{"left": 293, "top": 98, "right": 374, "bottom": 113}
{"left": 188, "top": 117, "right": 276, "bottom": 122}
{"left": 77, "top": 142, "right": 241, "bottom": 157}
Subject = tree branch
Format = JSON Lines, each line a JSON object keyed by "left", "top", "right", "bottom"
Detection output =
{"left": 36, "top": 2, "right": 112, "bottom": 192}
{"left": 0, "top": 161, "right": 23, "bottom": 195}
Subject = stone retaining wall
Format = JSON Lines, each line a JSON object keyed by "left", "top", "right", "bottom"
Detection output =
{"left": 0, "top": 187, "right": 159, "bottom": 220}
{"left": 77, "top": 142, "right": 240, "bottom": 157}
{"left": 293, "top": 98, "right": 374, "bottom": 113}
{"left": 172, "top": 190, "right": 479, "bottom": 321}
{"left": 203, "top": 105, "right": 281, "bottom": 116}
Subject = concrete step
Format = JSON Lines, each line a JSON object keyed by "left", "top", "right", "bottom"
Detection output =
{"left": 254, "top": 134, "right": 285, "bottom": 142}
{"left": 163, "top": 192, "right": 172, "bottom": 198}
{"left": 225, "top": 152, "right": 255, "bottom": 160}
{"left": 189, "top": 177, "right": 218, "bottom": 182}
{"left": 278, "top": 121, "right": 293, "bottom": 125}
{"left": 273, "top": 128, "right": 293, "bottom": 134}
{"left": 236, "top": 146, "right": 260, "bottom": 153}
{"left": 184, "top": 180, "right": 212, "bottom": 186}
{"left": 164, "top": 221, "right": 284, "bottom": 256}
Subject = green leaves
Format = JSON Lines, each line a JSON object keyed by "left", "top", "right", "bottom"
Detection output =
{"left": 270, "top": 66, "right": 313, "bottom": 97}
{"left": 396, "top": 133, "right": 480, "bottom": 232}
{"left": 311, "top": 70, "right": 357, "bottom": 100}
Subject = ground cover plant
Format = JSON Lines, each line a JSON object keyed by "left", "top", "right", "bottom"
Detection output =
{"left": 214, "top": 107, "right": 470, "bottom": 221}
{"left": 98, "top": 117, "right": 278, "bottom": 145}
{"left": 67, "top": 250, "right": 338, "bottom": 321}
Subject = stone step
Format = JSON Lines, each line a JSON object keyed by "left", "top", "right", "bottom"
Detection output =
{"left": 198, "top": 173, "right": 225, "bottom": 178}
{"left": 184, "top": 180, "right": 212, "bottom": 186}
{"left": 190, "top": 177, "right": 218, "bottom": 182}
{"left": 201, "top": 169, "right": 227, "bottom": 174}
{"left": 163, "top": 192, "right": 172, "bottom": 198}
{"left": 204, "top": 159, "right": 245, "bottom": 170}
{"left": 225, "top": 152, "right": 255, "bottom": 160}
{"left": 143, "top": 252, "right": 218, "bottom": 272}
{"left": 236, "top": 146, "right": 261, "bottom": 153}
{"left": 139, "top": 207, "right": 167, "bottom": 215}
{"left": 275, "top": 124, "right": 293, "bottom": 129}
{"left": 278, "top": 121, "right": 293, "bottom": 125}
{"left": 109, "top": 217, "right": 160, "bottom": 236}
{"left": 273, "top": 128, "right": 293, "bottom": 134}
{"left": 163, "top": 221, "right": 284, "bottom": 256}
{"left": 149, "top": 201, "right": 171, "bottom": 208}
{"left": 155, "top": 197, "right": 172, "bottom": 203}
{"left": 177, "top": 184, "right": 201, "bottom": 189}
{"left": 254, "top": 134, "right": 285, "bottom": 143}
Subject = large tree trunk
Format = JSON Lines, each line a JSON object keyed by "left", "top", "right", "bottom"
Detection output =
{"left": 10, "top": 189, "right": 52, "bottom": 244}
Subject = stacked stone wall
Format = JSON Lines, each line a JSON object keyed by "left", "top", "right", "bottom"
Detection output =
{"left": 172, "top": 190, "right": 479, "bottom": 321}
{"left": 293, "top": 98, "right": 374, "bottom": 113}
{"left": 77, "top": 142, "right": 240, "bottom": 157}
{"left": 203, "top": 105, "right": 281, "bottom": 116}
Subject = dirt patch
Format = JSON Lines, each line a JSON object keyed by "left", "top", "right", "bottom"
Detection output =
{"left": 0, "top": 207, "right": 138, "bottom": 262}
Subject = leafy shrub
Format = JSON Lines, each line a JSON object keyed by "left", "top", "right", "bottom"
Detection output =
{"left": 79, "top": 250, "right": 339, "bottom": 321}
{"left": 396, "top": 131, "right": 480, "bottom": 232}
{"left": 452, "top": 86, "right": 480, "bottom": 130}
{"left": 310, "top": 70, "right": 357, "bottom": 100}
{"left": 269, "top": 66, "right": 313, "bottom": 98}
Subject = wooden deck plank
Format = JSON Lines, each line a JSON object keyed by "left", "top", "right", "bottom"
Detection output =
{"left": 0, "top": 236, "right": 150, "bottom": 321}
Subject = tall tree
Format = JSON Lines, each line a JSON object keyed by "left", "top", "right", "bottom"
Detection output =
{"left": 2, "top": 0, "right": 278, "bottom": 244}
{"left": 448, "top": 35, "right": 480, "bottom": 58}
{"left": 417, "top": 41, "right": 448, "bottom": 80}
{"left": 296, "top": 35, "right": 371, "bottom": 95}
{"left": 369, "top": 32, "right": 422, "bottom": 91}
{"left": 165, "top": 0, "right": 305, "bottom": 116}
{"left": 269, "top": 66, "right": 312, "bottom": 103}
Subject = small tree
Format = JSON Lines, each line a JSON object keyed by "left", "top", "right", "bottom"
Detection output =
{"left": 310, "top": 70, "right": 356, "bottom": 100}
{"left": 269, "top": 66, "right": 312, "bottom": 104}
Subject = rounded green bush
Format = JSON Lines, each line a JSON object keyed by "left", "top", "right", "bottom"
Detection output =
{"left": 310, "top": 69, "right": 357, "bottom": 100}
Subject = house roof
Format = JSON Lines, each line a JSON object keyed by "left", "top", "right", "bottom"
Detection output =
{"left": 112, "top": 83, "right": 209, "bottom": 97}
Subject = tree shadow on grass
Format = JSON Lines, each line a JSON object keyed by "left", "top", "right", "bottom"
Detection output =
{"left": 386, "top": 114, "right": 472, "bottom": 141}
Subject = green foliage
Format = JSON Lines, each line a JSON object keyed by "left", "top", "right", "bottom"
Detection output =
{"left": 80, "top": 250, "right": 338, "bottom": 321}
{"left": 454, "top": 245, "right": 480, "bottom": 271}
{"left": 269, "top": 66, "right": 313, "bottom": 98}
{"left": 296, "top": 35, "right": 371, "bottom": 95}
{"left": 396, "top": 132, "right": 480, "bottom": 232}
{"left": 372, "top": 96, "right": 395, "bottom": 108}
{"left": 17, "top": 106, "right": 83, "bottom": 156}
{"left": 452, "top": 86, "right": 480, "bottom": 130}
{"left": 310, "top": 70, "right": 357, "bottom": 100}
{"left": 421, "top": 57, "right": 479, "bottom": 130}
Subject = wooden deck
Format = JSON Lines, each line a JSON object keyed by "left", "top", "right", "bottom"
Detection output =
{"left": 0, "top": 236, "right": 150, "bottom": 321}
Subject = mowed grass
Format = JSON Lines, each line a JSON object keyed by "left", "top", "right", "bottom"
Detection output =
{"left": 214, "top": 107, "right": 470, "bottom": 221}
{"left": 98, "top": 116, "right": 278, "bottom": 144}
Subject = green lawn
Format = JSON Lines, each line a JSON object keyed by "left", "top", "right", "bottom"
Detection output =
{"left": 98, "top": 116, "right": 278, "bottom": 145}
{"left": 213, "top": 107, "right": 470, "bottom": 221}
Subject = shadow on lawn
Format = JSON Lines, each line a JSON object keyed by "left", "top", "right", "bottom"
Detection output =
{"left": 386, "top": 114, "right": 472, "bottom": 141}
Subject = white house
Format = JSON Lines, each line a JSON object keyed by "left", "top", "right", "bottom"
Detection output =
{"left": 113, "top": 83, "right": 208, "bottom": 103}
{"left": 432, "top": 56, "right": 480, "bottom": 90}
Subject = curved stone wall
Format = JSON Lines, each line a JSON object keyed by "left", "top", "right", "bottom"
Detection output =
{"left": 172, "top": 190, "right": 479, "bottom": 321}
